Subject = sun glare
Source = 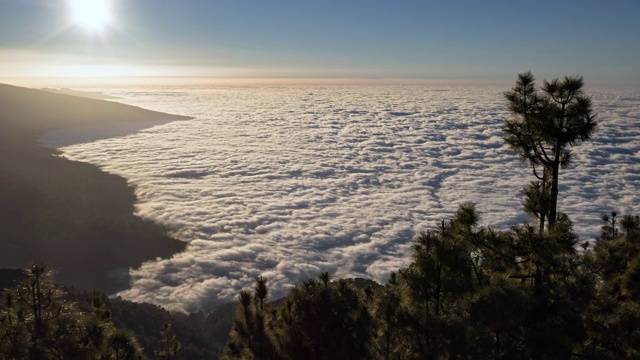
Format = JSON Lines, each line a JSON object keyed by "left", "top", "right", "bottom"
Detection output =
{"left": 69, "top": 0, "right": 112, "bottom": 33}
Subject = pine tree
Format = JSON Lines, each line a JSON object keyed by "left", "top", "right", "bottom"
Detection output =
{"left": 0, "top": 264, "right": 146, "bottom": 359}
{"left": 154, "top": 323, "right": 180, "bottom": 360}
{"left": 107, "top": 328, "right": 144, "bottom": 360}
{"left": 10, "top": 264, "right": 85, "bottom": 358}
{"left": 504, "top": 72, "right": 597, "bottom": 228}
{"left": 580, "top": 213, "right": 640, "bottom": 358}
{"left": 223, "top": 277, "right": 276, "bottom": 360}
{"left": 278, "top": 275, "right": 373, "bottom": 359}
{"left": 395, "top": 206, "right": 481, "bottom": 358}
{"left": 370, "top": 277, "right": 401, "bottom": 360}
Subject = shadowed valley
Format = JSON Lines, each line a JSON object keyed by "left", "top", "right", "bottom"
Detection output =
{"left": 0, "top": 83, "right": 190, "bottom": 293}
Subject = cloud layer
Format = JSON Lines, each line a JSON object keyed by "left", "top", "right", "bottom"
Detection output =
{"left": 55, "top": 85, "right": 640, "bottom": 312}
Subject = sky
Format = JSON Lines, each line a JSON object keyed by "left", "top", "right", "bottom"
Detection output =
{"left": 0, "top": 0, "right": 638, "bottom": 86}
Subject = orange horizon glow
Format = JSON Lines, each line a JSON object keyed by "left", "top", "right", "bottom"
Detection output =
{"left": 0, "top": 76, "right": 514, "bottom": 88}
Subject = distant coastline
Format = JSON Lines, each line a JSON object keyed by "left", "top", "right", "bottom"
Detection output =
{"left": 40, "top": 120, "right": 177, "bottom": 148}
{"left": 0, "top": 83, "right": 192, "bottom": 293}
{"left": 40, "top": 87, "right": 121, "bottom": 100}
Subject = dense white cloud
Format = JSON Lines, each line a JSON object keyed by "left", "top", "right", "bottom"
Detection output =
{"left": 52, "top": 85, "right": 640, "bottom": 312}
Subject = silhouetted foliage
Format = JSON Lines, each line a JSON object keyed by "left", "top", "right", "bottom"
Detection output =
{"left": 154, "top": 323, "right": 181, "bottom": 359}
{"left": 106, "top": 296, "right": 220, "bottom": 359}
{"left": 223, "top": 274, "right": 373, "bottom": 360}
{"left": 504, "top": 71, "right": 597, "bottom": 229}
{"left": 224, "top": 277, "right": 277, "bottom": 360}
{"left": 579, "top": 214, "right": 640, "bottom": 358}
{"left": 220, "top": 209, "right": 640, "bottom": 359}
{"left": 0, "top": 264, "right": 145, "bottom": 359}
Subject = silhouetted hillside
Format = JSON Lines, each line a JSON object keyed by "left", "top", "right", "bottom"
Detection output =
{"left": 62, "top": 285, "right": 230, "bottom": 359}
{"left": 0, "top": 83, "right": 191, "bottom": 293}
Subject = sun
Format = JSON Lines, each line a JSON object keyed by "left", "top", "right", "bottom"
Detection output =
{"left": 69, "top": 0, "right": 112, "bottom": 33}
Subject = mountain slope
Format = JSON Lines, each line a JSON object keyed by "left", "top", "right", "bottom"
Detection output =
{"left": 0, "top": 83, "right": 190, "bottom": 293}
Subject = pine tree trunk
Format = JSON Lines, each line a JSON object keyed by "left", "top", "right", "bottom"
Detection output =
{"left": 549, "top": 160, "right": 560, "bottom": 226}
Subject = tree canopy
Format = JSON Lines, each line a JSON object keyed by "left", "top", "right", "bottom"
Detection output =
{"left": 0, "top": 264, "right": 145, "bottom": 359}
{"left": 504, "top": 71, "right": 597, "bottom": 230}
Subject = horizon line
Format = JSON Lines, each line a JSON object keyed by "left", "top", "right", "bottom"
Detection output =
{"left": 1, "top": 76, "right": 514, "bottom": 88}
{"left": 1, "top": 76, "right": 633, "bottom": 89}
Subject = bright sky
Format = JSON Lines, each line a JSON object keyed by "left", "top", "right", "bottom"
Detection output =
{"left": 0, "top": 0, "right": 638, "bottom": 86}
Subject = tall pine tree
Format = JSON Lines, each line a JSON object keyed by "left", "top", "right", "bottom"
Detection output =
{"left": 504, "top": 72, "right": 597, "bottom": 229}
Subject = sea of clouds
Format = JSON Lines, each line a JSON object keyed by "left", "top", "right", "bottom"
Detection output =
{"left": 49, "top": 85, "right": 640, "bottom": 312}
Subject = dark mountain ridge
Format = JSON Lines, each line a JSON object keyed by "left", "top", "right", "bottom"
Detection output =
{"left": 0, "top": 83, "right": 191, "bottom": 293}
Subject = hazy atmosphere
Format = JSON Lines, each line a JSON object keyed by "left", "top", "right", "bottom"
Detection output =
{"left": 1, "top": 1, "right": 638, "bottom": 86}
